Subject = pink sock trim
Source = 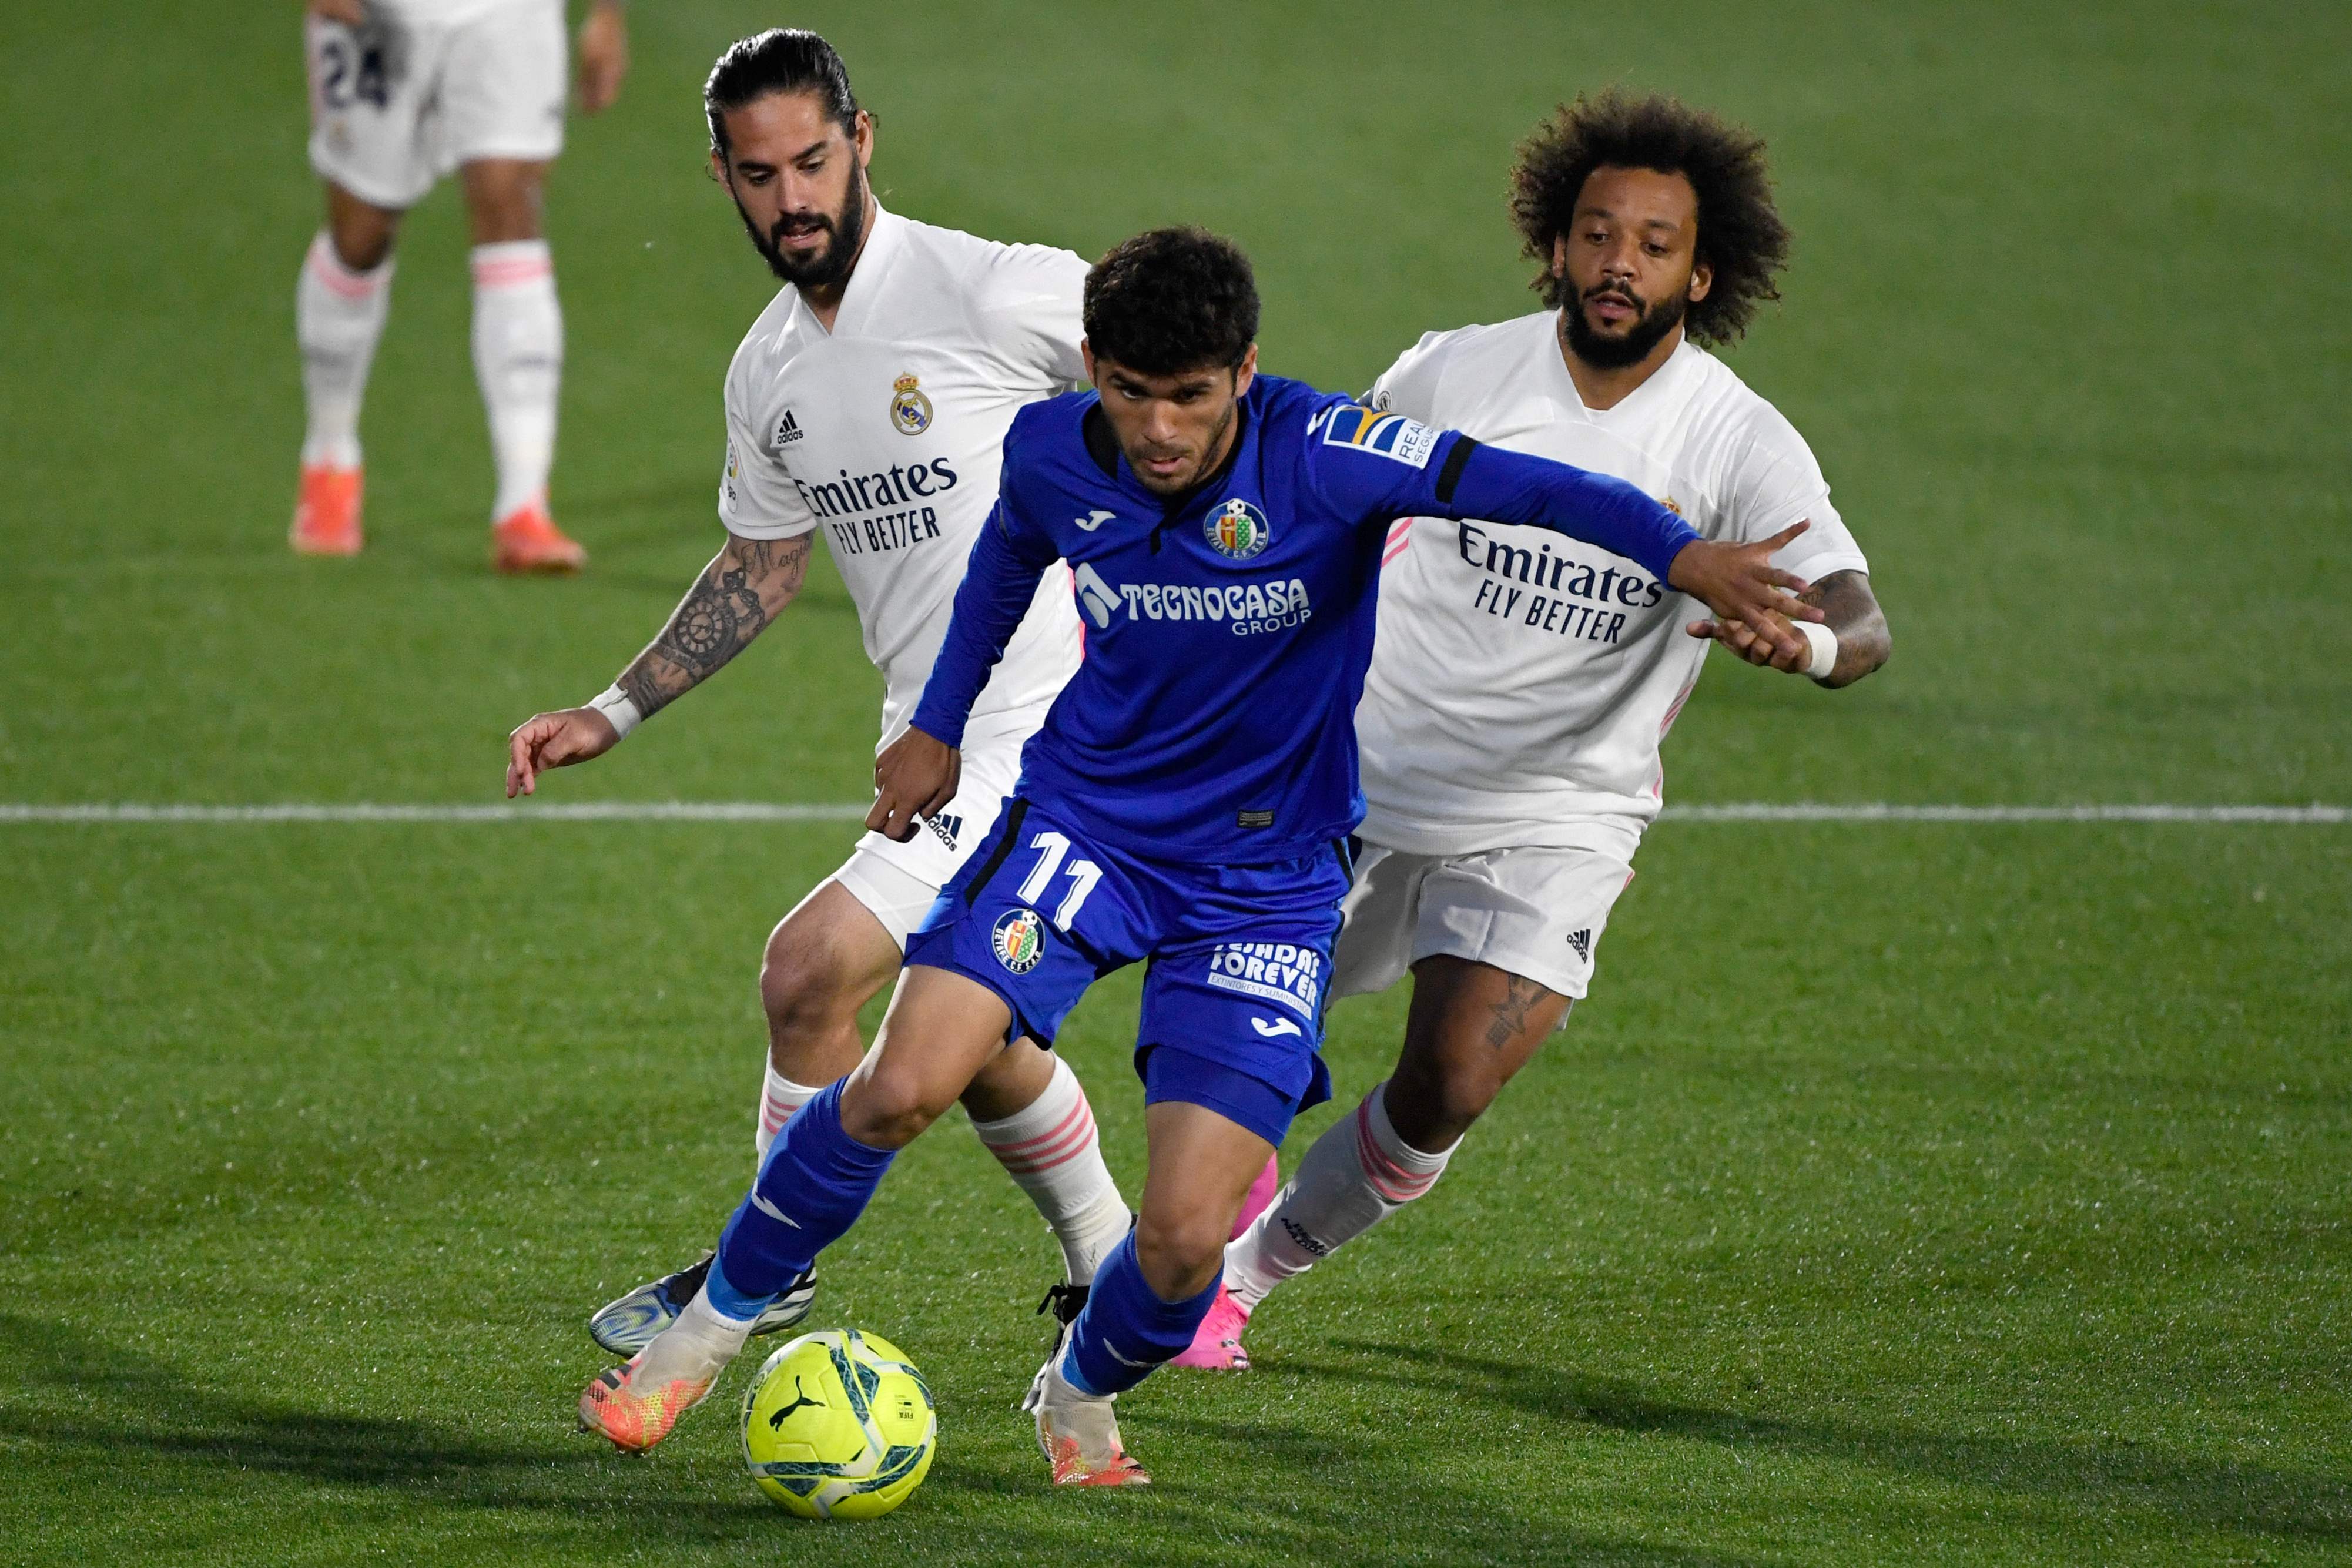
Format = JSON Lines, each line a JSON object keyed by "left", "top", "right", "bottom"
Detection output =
{"left": 1353, "top": 1097, "right": 1439, "bottom": 1204}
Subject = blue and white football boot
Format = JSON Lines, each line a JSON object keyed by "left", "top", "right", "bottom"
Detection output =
{"left": 588, "top": 1251, "right": 816, "bottom": 1357}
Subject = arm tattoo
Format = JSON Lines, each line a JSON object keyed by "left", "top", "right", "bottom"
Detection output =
{"left": 616, "top": 534, "right": 812, "bottom": 719}
{"left": 1484, "top": 975, "right": 1559, "bottom": 1049}
{"left": 1794, "top": 568, "right": 1891, "bottom": 689}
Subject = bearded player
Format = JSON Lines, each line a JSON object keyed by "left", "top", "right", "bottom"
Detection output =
{"left": 572, "top": 226, "right": 1824, "bottom": 1485}
{"left": 291, "top": 0, "right": 628, "bottom": 569}
{"left": 1182, "top": 92, "right": 1894, "bottom": 1368}
{"left": 505, "top": 31, "right": 1140, "bottom": 1351}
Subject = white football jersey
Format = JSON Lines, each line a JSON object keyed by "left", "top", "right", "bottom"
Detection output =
{"left": 369, "top": 0, "right": 532, "bottom": 22}
{"left": 720, "top": 205, "right": 1089, "bottom": 748}
{"left": 1357, "top": 313, "right": 1869, "bottom": 853}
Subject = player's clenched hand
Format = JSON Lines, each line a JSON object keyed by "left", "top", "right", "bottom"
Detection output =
{"left": 868, "top": 726, "right": 960, "bottom": 843}
{"left": 1664, "top": 522, "right": 1822, "bottom": 666}
{"left": 574, "top": 0, "right": 629, "bottom": 115}
{"left": 505, "top": 708, "right": 620, "bottom": 798}
{"left": 306, "top": 0, "right": 368, "bottom": 24}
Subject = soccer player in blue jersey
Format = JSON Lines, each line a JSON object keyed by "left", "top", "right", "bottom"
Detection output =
{"left": 576, "top": 227, "right": 1820, "bottom": 1484}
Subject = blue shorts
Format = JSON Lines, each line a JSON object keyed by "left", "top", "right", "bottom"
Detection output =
{"left": 904, "top": 797, "right": 1352, "bottom": 1147}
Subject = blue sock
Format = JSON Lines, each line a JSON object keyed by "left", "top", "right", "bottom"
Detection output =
{"left": 1061, "top": 1232, "right": 1219, "bottom": 1396}
{"left": 708, "top": 1080, "right": 894, "bottom": 1321}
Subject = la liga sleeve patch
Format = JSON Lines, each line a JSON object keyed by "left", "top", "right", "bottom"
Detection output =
{"left": 1320, "top": 403, "right": 1439, "bottom": 468}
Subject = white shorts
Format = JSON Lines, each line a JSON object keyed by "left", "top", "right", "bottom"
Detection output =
{"left": 827, "top": 721, "right": 1030, "bottom": 952}
{"left": 1331, "top": 825, "right": 1642, "bottom": 1004}
{"left": 304, "top": 0, "right": 567, "bottom": 211}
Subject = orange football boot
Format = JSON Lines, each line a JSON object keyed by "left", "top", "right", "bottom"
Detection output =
{"left": 290, "top": 464, "right": 363, "bottom": 556}
{"left": 1026, "top": 1356, "right": 1151, "bottom": 1487}
{"left": 577, "top": 1356, "right": 713, "bottom": 1453}
{"left": 492, "top": 500, "right": 587, "bottom": 574}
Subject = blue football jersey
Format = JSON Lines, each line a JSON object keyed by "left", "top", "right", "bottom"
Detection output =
{"left": 912, "top": 373, "right": 1699, "bottom": 863}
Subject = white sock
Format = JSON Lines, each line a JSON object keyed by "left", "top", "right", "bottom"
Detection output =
{"left": 468, "top": 240, "right": 562, "bottom": 521}
{"left": 632, "top": 1286, "right": 752, "bottom": 1386}
{"left": 297, "top": 232, "right": 393, "bottom": 468}
{"left": 1224, "top": 1080, "right": 1455, "bottom": 1309}
{"left": 970, "top": 1056, "right": 1132, "bottom": 1285}
{"left": 754, "top": 1061, "right": 825, "bottom": 1168}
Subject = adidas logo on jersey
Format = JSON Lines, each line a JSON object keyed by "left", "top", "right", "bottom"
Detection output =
{"left": 1070, "top": 562, "right": 1312, "bottom": 638}
{"left": 1566, "top": 928, "right": 1592, "bottom": 961}
{"left": 774, "top": 409, "right": 803, "bottom": 446}
{"left": 924, "top": 812, "right": 963, "bottom": 852}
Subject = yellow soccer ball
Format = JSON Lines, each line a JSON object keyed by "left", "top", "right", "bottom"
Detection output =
{"left": 739, "top": 1329, "right": 937, "bottom": 1520}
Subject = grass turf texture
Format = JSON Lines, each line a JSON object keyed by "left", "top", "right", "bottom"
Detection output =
{"left": 1, "top": 0, "right": 2346, "bottom": 1563}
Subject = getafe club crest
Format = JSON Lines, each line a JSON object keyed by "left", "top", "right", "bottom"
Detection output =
{"left": 992, "top": 907, "right": 1046, "bottom": 974}
{"left": 1206, "top": 497, "right": 1271, "bottom": 559}
{"left": 889, "top": 373, "right": 933, "bottom": 436}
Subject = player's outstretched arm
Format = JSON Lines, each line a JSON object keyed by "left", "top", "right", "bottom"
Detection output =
{"left": 505, "top": 531, "right": 812, "bottom": 796}
{"left": 574, "top": 0, "right": 629, "bottom": 116}
{"left": 878, "top": 502, "right": 1057, "bottom": 840}
{"left": 1687, "top": 566, "right": 1891, "bottom": 687}
{"left": 1405, "top": 437, "right": 1821, "bottom": 664}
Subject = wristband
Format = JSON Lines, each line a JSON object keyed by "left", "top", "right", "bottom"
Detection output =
{"left": 587, "top": 684, "right": 642, "bottom": 741}
{"left": 1794, "top": 620, "right": 1838, "bottom": 680}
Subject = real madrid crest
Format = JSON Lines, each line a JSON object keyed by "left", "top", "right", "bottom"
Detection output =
{"left": 889, "top": 373, "right": 933, "bottom": 436}
{"left": 1206, "top": 497, "right": 1271, "bottom": 559}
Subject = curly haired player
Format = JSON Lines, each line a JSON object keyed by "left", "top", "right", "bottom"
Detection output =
{"left": 1185, "top": 91, "right": 1892, "bottom": 1369}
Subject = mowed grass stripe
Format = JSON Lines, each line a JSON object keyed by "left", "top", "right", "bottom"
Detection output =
{"left": 0, "top": 802, "right": 2344, "bottom": 825}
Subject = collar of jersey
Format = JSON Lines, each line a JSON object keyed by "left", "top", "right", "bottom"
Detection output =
{"left": 1078, "top": 390, "right": 1256, "bottom": 525}
{"left": 806, "top": 202, "right": 906, "bottom": 340}
{"left": 1550, "top": 313, "right": 1698, "bottom": 423}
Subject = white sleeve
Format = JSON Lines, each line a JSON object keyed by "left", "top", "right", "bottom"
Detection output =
{"left": 717, "top": 357, "right": 819, "bottom": 541}
{"left": 1366, "top": 331, "right": 1446, "bottom": 422}
{"left": 1723, "top": 401, "right": 1869, "bottom": 580}
{"left": 978, "top": 243, "right": 1090, "bottom": 392}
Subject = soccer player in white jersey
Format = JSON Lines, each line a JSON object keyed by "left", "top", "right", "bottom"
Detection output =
{"left": 503, "top": 31, "right": 1139, "bottom": 1351}
{"left": 1183, "top": 92, "right": 1894, "bottom": 1368}
{"left": 290, "top": 0, "right": 628, "bottom": 571}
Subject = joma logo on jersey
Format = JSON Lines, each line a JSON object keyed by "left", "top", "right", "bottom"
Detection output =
{"left": 1071, "top": 562, "right": 1312, "bottom": 636}
{"left": 1205, "top": 497, "right": 1271, "bottom": 559}
{"left": 992, "top": 907, "right": 1046, "bottom": 974}
{"left": 1205, "top": 940, "right": 1322, "bottom": 1019}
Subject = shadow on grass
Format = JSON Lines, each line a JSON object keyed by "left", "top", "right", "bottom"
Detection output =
{"left": 1300, "top": 1339, "right": 2351, "bottom": 1546}
{"left": 0, "top": 1314, "right": 1772, "bottom": 1567}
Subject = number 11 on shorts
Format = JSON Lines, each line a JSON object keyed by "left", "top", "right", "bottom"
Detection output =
{"left": 1016, "top": 832, "right": 1102, "bottom": 930}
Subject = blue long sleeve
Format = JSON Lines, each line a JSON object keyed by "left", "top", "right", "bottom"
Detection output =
{"left": 1436, "top": 440, "right": 1700, "bottom": 584}
{"left": 910, "top": 504, "right": 1056, "bottom": 748}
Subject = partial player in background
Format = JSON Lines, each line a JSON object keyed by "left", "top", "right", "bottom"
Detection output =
{"left": 290, "top": 0, "right": 627, "bottom": 570}
{"left": 571, "top": 227, "right": 1822, "bottom": 1485}
{"left": 504, "top": 31, "right": 1133, "bottom": 1353}
{"left": 1185, "top": 92, "right": 1892, "bottom": 1368}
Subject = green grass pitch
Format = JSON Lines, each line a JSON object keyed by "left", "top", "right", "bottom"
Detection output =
{"left": 3, "top": 1, "right": 2347, "bottom": 1563}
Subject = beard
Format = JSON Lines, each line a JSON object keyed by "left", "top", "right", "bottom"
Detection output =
{"left": 739, "top": 162, "right": 870, "bottom": 290}
{"left": 1560, "top": 282, "right": 1688, "bottom": 370}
